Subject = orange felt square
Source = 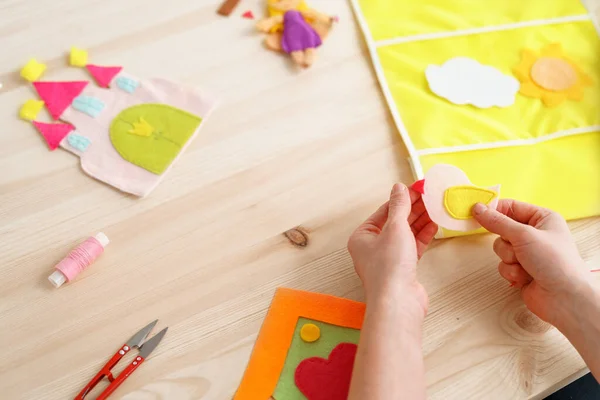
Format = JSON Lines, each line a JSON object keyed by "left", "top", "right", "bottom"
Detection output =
{"left": 234, "top": 288, "right": 366, "bottom": 399}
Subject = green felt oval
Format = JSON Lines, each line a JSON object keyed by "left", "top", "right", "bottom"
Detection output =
{"left": 110, "top": 104, "right": 202, "bottom": 175}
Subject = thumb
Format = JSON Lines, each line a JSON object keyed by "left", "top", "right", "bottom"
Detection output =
{"left": 472, "top": 203, "right": 525, "bottom": 239}
{"left": 387, "top": 183, "right": 411, "bottom": 222}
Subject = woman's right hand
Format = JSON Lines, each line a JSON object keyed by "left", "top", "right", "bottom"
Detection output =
{"left": 471, "top": 199, "right": 593, "bottom": 328}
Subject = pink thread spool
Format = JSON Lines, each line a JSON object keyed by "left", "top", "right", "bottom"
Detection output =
{"left": 48, "top": 233, "right": 110, "bottom": 288}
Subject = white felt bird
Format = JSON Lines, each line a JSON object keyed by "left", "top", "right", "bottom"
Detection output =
{"left": 412, "top": 164, "right": 501, "bottom": 232}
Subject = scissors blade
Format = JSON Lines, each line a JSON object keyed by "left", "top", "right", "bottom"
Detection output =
{"left": 126, "top": 320, "right": 158, "bottom": 349}
{"left": 138, "top": 327, "right": 168, "bottom": 359}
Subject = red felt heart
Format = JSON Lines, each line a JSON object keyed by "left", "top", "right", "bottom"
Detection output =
{"left": 294, "top": 342, "right": 358, "bottom": 400}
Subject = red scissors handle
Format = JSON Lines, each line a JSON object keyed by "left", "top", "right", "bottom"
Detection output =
{"left": 74, "top": 322, "right": 166, "bottom": 399}
{"left": 74, "top": 344, "right": 131, "bottom": 400}
{"left": 96, "top": 356, "right": 145, "bottom": 400}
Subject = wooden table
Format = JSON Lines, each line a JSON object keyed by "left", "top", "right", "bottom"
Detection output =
{"left": 1, "top": 0, "right": 599, "bottom": 398}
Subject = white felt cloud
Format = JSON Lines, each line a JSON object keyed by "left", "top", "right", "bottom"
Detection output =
{"left": 425, "top": 57, "right": 520, "bottom": 108}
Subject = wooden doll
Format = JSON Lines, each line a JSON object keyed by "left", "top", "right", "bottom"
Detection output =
{"left": 256, "top": 0, "right": 335, "bottom": 68}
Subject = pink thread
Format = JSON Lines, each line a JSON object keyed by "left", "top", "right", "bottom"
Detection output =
{"left": 56, "top": 237, "right": 105, "bottom": 281}
{"left": 592, "top": 269, "right": 600, "bottom": 273}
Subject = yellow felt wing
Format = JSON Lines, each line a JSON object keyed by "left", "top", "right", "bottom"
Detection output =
{"left": 444, "top": 186, "right": 497, "bottom": 220}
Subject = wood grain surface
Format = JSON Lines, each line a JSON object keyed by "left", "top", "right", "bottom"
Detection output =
{"left": 1, "top": 0, "right": 599, "bottom": 399}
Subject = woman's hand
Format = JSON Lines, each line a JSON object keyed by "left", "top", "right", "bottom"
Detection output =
{"left": 472, "top": 199, "right": 591, "bottom": 327}
{"left": 347, "top": 183, "right": 437, "bottom": 314}
{"left": 473, "top": 199, "right": 600, "bottom": 381}
{"left": 348, "top": 183, "right": 436, "bottom": 400}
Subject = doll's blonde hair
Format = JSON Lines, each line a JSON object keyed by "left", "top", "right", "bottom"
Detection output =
{"left": 267, "top": 0, "right": 310, "bottom": 32}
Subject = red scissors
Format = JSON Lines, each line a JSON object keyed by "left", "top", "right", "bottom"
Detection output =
{"left": 75, "top": 320, "right": 167, "bottom": 400}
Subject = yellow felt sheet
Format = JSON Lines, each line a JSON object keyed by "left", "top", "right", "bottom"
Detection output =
{"left": 352, "top": 0, "right": 600, "bottom": 235}
{"left": 360, "top": 0, "right": 588, "bottom": 41}
{"left": 377, "top": 21, "right": 600, "bottom": 150}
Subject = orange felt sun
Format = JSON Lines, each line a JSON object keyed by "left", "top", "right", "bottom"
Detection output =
{"left": 513, "top": 43, "right": 593, "bottom": 107}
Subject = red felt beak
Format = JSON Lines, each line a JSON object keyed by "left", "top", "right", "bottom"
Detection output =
{"left": 411, "top": 179, "right": 425, "bottom": 194}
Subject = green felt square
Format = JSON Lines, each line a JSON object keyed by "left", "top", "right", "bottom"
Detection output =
{"left": 272, "top": 317, "right": 361, "bottom": 400}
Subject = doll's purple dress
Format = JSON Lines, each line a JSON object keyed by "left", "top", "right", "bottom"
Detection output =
{"left": 281, "top": 10, "right": 322, "bottom": 53}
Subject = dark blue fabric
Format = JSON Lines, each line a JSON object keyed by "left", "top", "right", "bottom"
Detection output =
{"left": 545, "top": 374, "right": 600, "bottom": 400}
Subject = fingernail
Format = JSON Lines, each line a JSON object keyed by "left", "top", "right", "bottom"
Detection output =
{"left": 472, "top": 202, "right": 487, "bottom": 216}
{"left": 391, "top": 183, "right": 405, "bottom": 194}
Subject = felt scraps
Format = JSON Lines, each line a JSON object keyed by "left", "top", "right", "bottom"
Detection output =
{"left": 234, "top": 288, "right": 365, "bottom": 400}
{"left": 127, "top": 117, "right": 154, "bottom": 137}
{"left": 513, "top": 43, "right": 593, "bottom": 107}
{"left": 72, "top": 95, "right": 105, "bottom": 118}
{"left": 116, "top": 76, "right": 139, "bottom": 94}
{"left": 300, "top": 323, "right": 321, "bottom": 342}
{"left": 32, "top": 121, "right": 74, "bottom": 150}
{"left": 295, "top": 343, "right": 358, "bottom": 400}
{"left": 413, "top": 164, "right": 500, "bottom": 232}
{"left": 411, "top": 178, "right": 425, "bottom": 195}
{"left": 68, "top": 48, "right": 123, "bottom": 88}
{"left": 33, "top": 81, "right": 89, "bottom": 120}
{"left": 86, "top": 65, "right": 123, "bottom": 88}
{"left": 70, "top": 47, "right": 88, "bottom": 67}
{"left": 256, "top": 0, "right": 336, "bottom": 68}
{"left": 20, "top": 59, "right": 47, "bottom": 82}
{"left": 425, "top": 57, "right": 520, "bottom": 108}
{"left": 19, "top": 99, "right": 45, "bottom": 121}
{"left": 67, "top": 134, "right": 91, "bottom": 152}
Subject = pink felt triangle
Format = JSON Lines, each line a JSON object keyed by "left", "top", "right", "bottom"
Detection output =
{"left": 86, "top": 64, "right": 122, "bottom": 88}
{"left": 33, "top": 81, "right": 88, "bottom": 120}
{"left": 242, "top": 10, "right": 254, "bottom": 19}
{"left": 32, "top": 121, "right": 74, "bottom": 150}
